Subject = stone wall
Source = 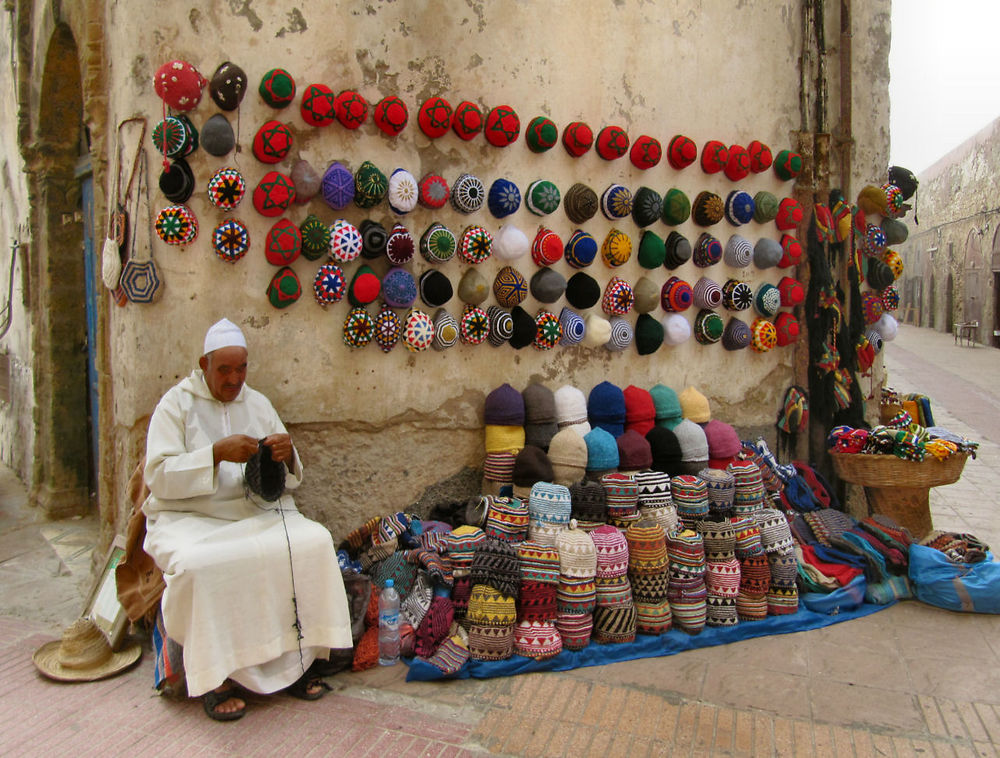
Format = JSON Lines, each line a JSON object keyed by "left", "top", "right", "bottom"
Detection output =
{"left": 0, "top": 1, "right": 892, "bottom": 544}
{"left": 896, "top": 117, "right": 1000, "bottom": 341}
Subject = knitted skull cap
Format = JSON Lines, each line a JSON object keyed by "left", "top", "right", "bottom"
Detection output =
{"left": 875, "top": 312, "right": 898, "bottom": 341}
{"left": 633, "top": 278, "right": 660, "bottom": 315}
{"left": 748, "top": 140, "right": 773, "bottom": 172}
{"left": 647, "top": 426, "right": 684, "bottom": 474}
{"left": 591, "top": 524, "right": 629, "bottom": 578}
{"left": 321, "top": 162, "right": 354, "bottom": 210}
{"left": 617, "top": 429, "right": 653, "bottom": 472}
{"left": 523, "top": 382, "right": 557, "bottom": 424}
{"left": 432, "top": 308, "right": 460, "bottom": 351}
{"left": 265, "top": 218, "right": 301, "bottom": 265}
{"left": 517, "top": 540, "right": 561, "bottom": 585}
{"left": 678, "top": 386, "right": 710, "bottom": 424}
{"left": 354, "top": 161, "right": 388, "bottom": 209}
{"left": 584, "top": 427, "right": 620, "bottom": 472}
{"left": 661, "top": 188, "right": 691, "bottom": 226}
{"left": 693, "top": 309, "right": 723, "bottom": 345}
{"left": 601, "top": 184, "right": 632, "bottom": 220}
{"left": 481, "top": 496, "right": 530, "bottom": 543}
{"left": 774, "top": 312, "right": 800, "bottom": 346}
{"left": 565, "top": 272, "right": 601, "bottom": 310}
{"left": 692, "top": 191, "right": 725, "bottom": 227}
{"left": 348, "top": 264, "right": 381, "bottom": 306}
{"left": 724, "top": 190, "right": 756, "bottom": 226}
{"left": 554, "top": 385, "right": 590, "bottom": 432}
{"left": 253, "top": 120, "right": 292, "bottom": 163}
{"left": 372, "top": 95, "right": 408, "bottom": 136}
{"left": 160, "top": 158, "right": 194, "bottom": 203}
{"left": 778, "top": 276, "right": 805, "bottom": 306}
{"left": 569, "top": 479, "right": 607, "bottom": 523}
{"left": 298, "top": 214, "right": 329, "bottom": 260}
{"left": 564, "top": 231, "right": 598, "bottom": 269}
{"left": 605, "top": 316, "right": 633, "bottom": 352}
{"left": 632, "top": 187, "right": 663, "bottom": 228}
{"left": 416, "top": 173, "right": 449, "bottom": 210}
{"left": 722, "top": 279, "right": 754, "bottom": 311}
{"left": 635, "top": 469, "right": 672, "bottom": 509}
{"left": 596, "top": 125, "right": 630, "bottom": 160}
{"left": 664, "top": 232, "right": 693, "bottom": 269}
{"left": 753, "top": 237, "right": 783, "bottom": 269}
{"left": 381, "top": 267, "right": 416, "bottom": 308}
{"left": 212, "top": 218, "right": 250, "bottom": 263}
{"left": 459, "top": 225, "right": 493, "bottom": 265}
{"left": 868, "top": 260, "right": 895, "bottom": 291}
{"left": 701, "top": 140, "right": 729, "bottom": 173}
{"left": 624, "top": 385, "right": 656, "bottom": 436}
{"left": 773, "top": 149, "right": 803, "bottom": 181}
{"left": 403, "top": 308, "right": 434, "bottom": 352}
{"left": 484, "top": 104, "right": 520, "bottom": 147}
{"left": 526, "top": 180, "right": 561, "bottom": 216}
{"left": 882, "top": 249, "right": 904, "bottom": 279}
{"left": 458, "top": 268, "right": 489, "bottom": 305}
{"left": 649, "top": 385, "right": 683, "bottom": 427}
{"left": 419, "top": 269, "right": 452, "bottom": 308}
{"left": 637, "top": 230, "right": 666, "bottom": 270}
{"left": 693, "top": 233, "right": 723, "bottom": 268}
{"left": 668, "top": 134, "right": 698, "bottom": 169}
{"left": 299, "top": 84, "right": 336, "bottom": 126}
{"left": 588, "top": 381, "right": 626, "bottom": 431}
{"left": 776, "top": 197, "right": 804, "bottom": 231}
{"left": 692, "top": 277, "right": 724, "bottom": 310}
{"left": 555, "top": 611, "right": 594, "bottom": 649}
{"left": 253, "top": 170, "right": 295, "bottom": 216}
{"left": 724, "top": 144, "right": 751, "bottom": 182}
{"left": 526, "top": 116, "right": 558, "bottom": 153}
{"left": 514, "top": 620, "right": 562, "bottom": 660}
{"left": 512, "top": 445, "right": 555, "bottom": 491}
{"left": 661, "top": 313, "right": 692, "bottom": 345}
{"left": 557, "top": 522, "right": 598, "bottom": 578}
{"left": 581, "top": 313, "right": 611, "bottom": 349}
{"left": 528, "top": 482, "right": 572, "bottom": 526}
{"left": 601, "top": 276, "right": 634, "bottom": 316}
{"left": 639, "top": 309, "right": 670, "bottom": 355}
{"left": 753, "top": 191, "right": 780, "bottom": 223}
{"left": 201, "top": 114, "right": 236, "bottom": 157}
{"left": 547, "top": 428, "right": 588, "bottom": 486}
{"left": 385, "top": 223, "right": 415, "bottom": 265}
{"left": 508, "top": 306, "right": 536, "bottom": 349}
{"left": 329, "top": 219, "right": 363, "bottom": 263}
{"left": 722, "top": 317, "right": 751, "bottom": 350}
{"left": 451, "top": 173, "right": 485, "bottom": 213}
{"left": 630, "top": 134, "right": 662, "bottom": 169}
{"left": 459, "top": 303, "right": 490, "bottom": 345}
{"left": 601, "top": 228, "right": 632, "bottom": 268}
{"left": 387, "top": 168, "right": 419, "bottom": 214}
{"left": 562, "top": 121, "right": 594, "bottom": 157}
{"left": 563, "top": 183, "right": 599, "bottom": 224}
{"left": 558, "top": 307, "right": 585, "bottom": 347}
{"left": 487, "top": 178, "right": 521, "bottom": 218}
{"left": 483, "top": 383, "right": 525, "bottom": 426}
{"left": 493, "top": 224, "right": 529, "bottom": 263}
{"left": 625, "top": 517, "right": 669, "bottom": 572}
{"left": 530, "top": 268, "right": 566, "bottom": 304}
{"left": 469, "top": 538, "right": 521, "bottom": 598}
{"left": 266, "top": 266, "right": 300, "bottom": 308}
{"left": 881, "top": 285, "right": 900, "bottom": 311}
{"left": 531, "top": 228, "right": 564, "bottom": 267}
{"left": 153, "top": 60, "right": 206, "bottom": 111}
{"left": 486, "top": 306, "right": 513, "bottom": 347}
{"left": 493, "top": 266, "right": 528, "bottom": 308}
{"left": 673, "top": 420, "right": 710, "bottom": 463}
{"left": 417, "top": 96, "right": 452, "bottom": 138}
{"left": 723, "top": 235, "right": 753, "bottom": 269}
{"left": 750, "top": 317, "right": 777, "bottom": 352}
{"left": 342, "top": 306, "right": 374, "bottom": 348}
{"left": 209, "top": 61, "right": 246, "bottom": 111}
{"left": 702, "top": 420, "right": 741, "bottom": 459}
{"left": 754, "top": 283, "right": 781, "bottom": 318}
{"left": 450, "top": 100, "right": 483, "bottom": 140}
{"left": 882, "top": 217, "right": 909, "bottom": 245}
{"left": 151, "top": 116, "right": 186, "bottom": 157}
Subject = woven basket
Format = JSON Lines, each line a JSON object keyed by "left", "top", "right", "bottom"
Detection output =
{"left": 830, "top": 451, "right": 968, "bottom": 489}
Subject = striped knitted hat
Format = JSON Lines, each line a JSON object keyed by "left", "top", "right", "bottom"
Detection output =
{"left": 556, "top": 576, "right": 597, "bottom": 615}
{"left": 516, "top": 580, "right": 558, "bottom": 622}
{"left": 466, "top": 583, "right": 517, "bottom": 627}
{"left": 414, "top": 595, "right": 454, "bottom": 658}
{"left": 768, "top": 551, "right": 799, "bottom": 586}
{"left": 625, "top": 519, "right": 669, "bottom": 574}
{"left": 516, "top": 540, "right": 560, "bottom": 585}
{"left": 756, "top": 508, "right": 794, "bottom": 555}
{"left": 698, "top": 468, "right": 736, "bottom": 515}
{"left": 732, "top": 517, "right": 764, "bottom": 559}
{"left": 513, "top": 620, "right": 563, "bottom": 660}
{"left": 569, "top": 479, "right": 607, "bottom": 526}
{"left": 470, "top": 538, "right": 521, "bottom": 599}
{"left": 444, "top": 525, "right": 486, "bottom": 575}
{"left": 425, "top": 634, "right": 469, "bottom": 675}
{"left": 555, "top": 612, "right": 593, "bottom": 650}
{"left": 669, "top": 588, "right": 707, "bottom": 635}
{"left": 556, "top": 521, "right": 598, "bottom": 580}
{"left": 736, "top": 591, "right": 768, "bottom": 622}
{"left": 635, "top": 470, "right": 672, "bottom": 512}
{"left": 665, "top": 529, "right": 706, "bottom": 570}
{"left": 698, "top": 519, "right": 737, "bottom": 560}
{"left": 467, "top": 623, "right": 515, "bottom": 661}
{"left": 706, "top": 595, "right": 739, "bottom": 627}
{"left": 728, "top": 460, "right": 766, "bottom": 516}
{"left": 482, "top": 496, "right": 529, "bottom": 543}
{"left": 631, "top": 570, "right": 671, "bottom": 602}
{"left": 601, "top": 473, "right": 640, "bottom": 529}
{"left": 483, "top": 452, "right": 516, "bottom": 484}
{"left": 528, "top": 482, "right": 572, "bottom": 529}
{"left": 635, "top": 598, "right": 673, "bottom": 635}
{"left": 705, "top": 556, "right": 741, "bottom": 597}
{"left": 671, "top": 475, "right": 709, "bottom": 526}
{"left": 592, "top": 604, "right": 637, "bottom": 644}
{"left": 401, "top": 571, "right": 433, "bottom": 628}
{"left": 767, "top": 585, "right": 799, "bottom": 615}
{"left": 591, "top": 524, "right": 630, "bottom": 578}
{"left": 739, "top": 554, "right": 771, "bottom": 595}
{"left": 594, "top": 574, "right": 633, "bottom": 607}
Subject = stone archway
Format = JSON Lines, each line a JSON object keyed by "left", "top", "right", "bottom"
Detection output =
{"left": 28, "top": 23, "right": 90, "bottom": 518}
{"left": 963, "top": 228, "right": 984, "bottom": 333}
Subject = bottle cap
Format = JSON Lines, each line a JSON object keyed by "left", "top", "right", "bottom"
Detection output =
{"left": 385, "top": 579, "right": 394, "bottom": 587}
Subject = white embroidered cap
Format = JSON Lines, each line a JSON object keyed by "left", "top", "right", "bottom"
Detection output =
{"left": 203, "top": 318, "right": 247, "bottom": 354}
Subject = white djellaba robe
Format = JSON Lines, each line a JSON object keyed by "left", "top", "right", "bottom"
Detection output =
{"left": 142, "top": 369, "right": 353, "bottom": 697}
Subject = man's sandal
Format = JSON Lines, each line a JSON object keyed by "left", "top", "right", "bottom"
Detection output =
{"left": 202, "top": 686, "right": 247, "bottom": 721}
{"left": 285, "top": 673, "right": 331, "bottom": 701}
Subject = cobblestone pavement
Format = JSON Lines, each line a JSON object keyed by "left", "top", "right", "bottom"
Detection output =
{"left": 2, "top": 322, "right": 1000, "bottom": 757}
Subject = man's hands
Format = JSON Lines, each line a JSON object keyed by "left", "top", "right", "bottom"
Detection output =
{"left": 213, "top": 433, "right": 294, "bottom": 465}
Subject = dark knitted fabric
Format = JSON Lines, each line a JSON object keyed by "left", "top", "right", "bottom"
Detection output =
{"left": 569, "top": 479, "right": 607, "bottom": 523}
{"left": 592, "top": 604, "right": 637, "bottom": 644}
{"left": 512, "top": 445, "right": 555, "bottom": 489}
{"left": 245, "top": 441, "right": 286, "bottom": 502}
{"left": 414, "top": 596, "right": 454, "bottom": 657}
{"left": 406, "top": 547, "right": 454, "bottom": 587}
{"left": 516, "top": 580, "right": 558, "bottom": 622}
{"left": 469, "top": 538, "right": 521, "bottom": 598}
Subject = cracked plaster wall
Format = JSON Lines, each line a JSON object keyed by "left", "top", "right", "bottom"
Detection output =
{"left": 57, "top": 0, "right": 888, "bottom": 537}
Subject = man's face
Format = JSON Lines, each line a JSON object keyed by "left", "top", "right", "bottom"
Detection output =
{"left": 199, "top": 346, "right": 248, "bottom": 403}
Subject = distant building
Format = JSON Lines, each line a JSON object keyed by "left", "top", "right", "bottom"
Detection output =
{"left": 895, "top": 117, "right": 1000, "bottom": 345}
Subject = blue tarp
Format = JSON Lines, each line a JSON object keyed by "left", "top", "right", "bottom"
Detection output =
{"left": 406, "top": 590, "right": 891, "bottom": 682}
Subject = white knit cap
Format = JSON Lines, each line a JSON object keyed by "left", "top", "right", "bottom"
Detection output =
{"left": 493, "top": 224, "right": 529, "bottom": 262}
{"left": 203, "top": 318, "right": 247, "bottom": 354}
{"left": 661, "top": 313, "right": 692, "bottom": 346}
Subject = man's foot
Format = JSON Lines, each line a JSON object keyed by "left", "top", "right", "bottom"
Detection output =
{"left": 202, "top": 683, "right": 246, "bottom": 721}
{"left": 285, "top": 672, "right": 331, "bottom": 701}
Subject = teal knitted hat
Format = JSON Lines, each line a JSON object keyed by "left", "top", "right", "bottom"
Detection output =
{"left": 584, "top": 427, "right": 620, "bottom": 472}
{"left": 649, "top": 384, "right": 683, "bottom": 429}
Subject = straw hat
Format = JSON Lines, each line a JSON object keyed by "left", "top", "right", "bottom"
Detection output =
{"left": 33, "top": 618, "right": 141, "bottom": 682}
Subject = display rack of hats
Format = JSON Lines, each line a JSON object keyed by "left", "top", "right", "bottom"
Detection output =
{"left": 337, "top": 381, "right": 919, "bottom": 678}
{"left": 145, "top": 58, "right": 808, "bottom": 355}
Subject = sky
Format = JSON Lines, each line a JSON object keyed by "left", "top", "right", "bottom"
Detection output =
{"left": 889, "top": 0, "right": 1000, "bottom": 173}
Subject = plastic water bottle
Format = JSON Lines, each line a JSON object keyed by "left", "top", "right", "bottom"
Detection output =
{"left": 378, "top": 579, "right": 401, "bottom": 666}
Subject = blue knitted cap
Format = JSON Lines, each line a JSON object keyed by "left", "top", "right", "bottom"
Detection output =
{"left": 584, "top": 427, "right": 620, "bottom": 471}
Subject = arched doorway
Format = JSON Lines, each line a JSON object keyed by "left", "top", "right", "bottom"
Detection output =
{"left": 946, "top": 272, "right": 955, "bottom": 333}
{"left": 992, "top": 227, "right": 1000, "bottom": 347}
{"left": 964, "top": 229, "right": 984, "bottom": 344}
{"left": 28, "top": 24, "right": 91, "bottom": 517}
{"left": 928, "top": 273, "right": 936, "bottom": 329}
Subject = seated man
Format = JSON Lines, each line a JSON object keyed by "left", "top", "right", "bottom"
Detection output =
{"left": 143, "top": 318, "right": 352, "bottom": 720}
